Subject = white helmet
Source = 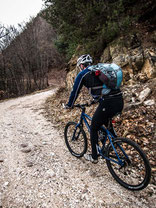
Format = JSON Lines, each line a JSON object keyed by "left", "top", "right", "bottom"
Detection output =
{"left": 77, "top": 54, "right": 93, "bottom": 67}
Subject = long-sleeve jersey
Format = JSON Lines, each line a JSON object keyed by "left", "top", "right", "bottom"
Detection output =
{"left": 67, "top": 67, "right": 121, "bottom": 107}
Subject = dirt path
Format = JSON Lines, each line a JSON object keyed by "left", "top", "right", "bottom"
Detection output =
{"left": 0, "top": 89, "right": 154, "bottom": 208}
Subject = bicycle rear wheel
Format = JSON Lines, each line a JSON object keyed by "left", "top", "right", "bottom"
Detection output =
{"left": 106, "top": 138, "right": 151, "bottom": 190}
{"left": 64, "top": 122, "right": 87, "bottom": 158}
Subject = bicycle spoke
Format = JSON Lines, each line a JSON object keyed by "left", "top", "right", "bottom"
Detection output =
{"left": 106, "top": 138, "right": 151, "bottom": 190}
{"left": 64, "top": 122, "right": 87, "bottom": 157}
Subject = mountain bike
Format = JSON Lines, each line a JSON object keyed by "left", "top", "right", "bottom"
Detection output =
{"left": 64, "top": 102, "right": 151, "bottom": 191}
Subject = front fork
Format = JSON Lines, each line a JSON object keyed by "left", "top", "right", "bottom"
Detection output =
{"left": 72, "top": 123, "right": 82, "bottom": 141}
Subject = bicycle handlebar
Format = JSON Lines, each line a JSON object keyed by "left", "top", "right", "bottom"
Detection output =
{"left": 74, "top": 100, "right": 98, "bottom": 109}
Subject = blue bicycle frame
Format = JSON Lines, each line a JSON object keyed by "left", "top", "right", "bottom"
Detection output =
{"left": 75, "top": 107, "right": 126, "bottom": 166}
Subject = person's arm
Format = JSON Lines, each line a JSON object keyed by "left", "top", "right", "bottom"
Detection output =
{"left": 67, "top": 70, "right": 86, "bottom": 108}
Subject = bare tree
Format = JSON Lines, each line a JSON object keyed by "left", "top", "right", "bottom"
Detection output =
{"left": 0, "top": 17, "right": 65, "bottom": 99}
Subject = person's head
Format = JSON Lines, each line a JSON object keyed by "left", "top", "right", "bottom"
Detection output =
{"left": 77, "top": 54, "right": 93, "bottom": 70}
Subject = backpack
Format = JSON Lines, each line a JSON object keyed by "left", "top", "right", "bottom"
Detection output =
{"left": 88, "top": 63, "right": 123, "bottom": 90}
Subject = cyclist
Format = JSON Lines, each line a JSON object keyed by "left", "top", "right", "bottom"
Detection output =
{"left": 65, "top": 54, "right": 124, "bottom": 163}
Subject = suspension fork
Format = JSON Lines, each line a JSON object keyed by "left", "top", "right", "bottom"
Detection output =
{"left": 72, "top": 111, "right": 84, "bottom": 141}
{"left": 72, "top": 123, "right": 81, "bottom": 141}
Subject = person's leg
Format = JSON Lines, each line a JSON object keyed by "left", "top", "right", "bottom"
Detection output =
{"left": 84, "top": 96, "right": 124, "bottom": 162}
{"left": 90, "top": 100, "right": 109, "bottom": 160}
{"left": 90, "top": 96, "right": 124, "bottom": 160}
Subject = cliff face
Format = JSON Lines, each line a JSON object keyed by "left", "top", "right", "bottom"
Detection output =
{"left": 100, "top": 33, "right": 156, "bottom": 83}
{"left": 66, "top": 32, "right": 156, "bottom": 90}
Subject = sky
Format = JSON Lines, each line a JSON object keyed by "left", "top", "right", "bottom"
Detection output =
{"left": 0, "top": 0, "right": 44, "bottom": 27}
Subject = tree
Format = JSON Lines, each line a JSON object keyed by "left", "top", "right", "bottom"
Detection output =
{"left": 42, "top": 0, "right": 156, "bottom": 59}
{"left": 0, "top": 17, "right": 65, "bottom": 99}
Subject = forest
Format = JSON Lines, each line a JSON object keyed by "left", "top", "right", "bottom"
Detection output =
{"left": 43, "top": 0, "right": 156, "bottom": 59}
{"left": 0, "top": 17, "right": 64, "bottom": 99}
{"left": 0, "top": 0, "right": 155, "bottom": 99}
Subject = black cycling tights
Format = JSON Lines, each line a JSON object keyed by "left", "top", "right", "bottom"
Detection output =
{"left": 90, "top": 96, "right": 124, "bottom": 160}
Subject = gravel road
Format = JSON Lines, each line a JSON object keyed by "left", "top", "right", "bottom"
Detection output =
{"left": 0, "top": 89, "right": 155, "bottom": 208}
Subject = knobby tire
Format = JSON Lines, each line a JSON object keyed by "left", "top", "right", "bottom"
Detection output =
{"left": 64, "top": 122, "right": 87, "bottom": 158}
{"left": 106, "top": 137, "right": 151, "bottom": 190}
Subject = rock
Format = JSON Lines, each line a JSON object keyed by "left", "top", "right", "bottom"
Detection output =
{"left": 50, "top": 152, "right": 55, "bottom": 157}
{"left": 138, "top": 88, "right": 151, "bottom": 102}
{"left": 20, "top": 143, "right": 28, "bottom": 148}
{"left": 130, "top": 47, "right": 144, "bottom": 70}
{"left": 21, "top": 147, "right": 31, "bottom": 153}
{"left": 123, "top": 130, "right": 129, "bottom": 137}
{"left": 26, "top": 162, "right": 33, "bottom": 167}
{"left": 137, "top": 72, "right": 148, "bottom": 82}
{"left": 144, "top": 99, "right": 155, "bottom": 106}
{"left": 66, "top": 68, "right": 80, "bottom": 90}
{"left": 99, "top": 35, "right": 156, "bottom": 84}
{"left": 142, "top": 137, "right": 150, "bottom": 144}
{"left": 46, "top": 169, "right": 56, "bottom": 177}
{"left": 142, "top": 59, "right": 156, "bottom": 79}
{"left": 100, "top": 46, "right": 111, "bottom": 62}
{"left": 42, "top": 141, "right": 47, "bottom": 145}
{"left": 4, "top": 181, "right": 9, "bottom": 187}
{"left": 113, "top": 54, "right": 130, "bottom": 67}
{"left": 0, "top": 159, "right": 4, "bottom": 162}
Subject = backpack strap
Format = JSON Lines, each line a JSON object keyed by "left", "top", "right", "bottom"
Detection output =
{"left": 90, "top": 86, "right": 103, "bottom": 90}
{"left": 88, "top": 86, "right": 103, "bottom": 97}
{"left": 89, "top": 86, "right": 111, "bottom": 96}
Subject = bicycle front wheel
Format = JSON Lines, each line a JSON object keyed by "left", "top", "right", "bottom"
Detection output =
{"left": 64, "top": 122, "right": 87, "bottom": 158}
{"left": 106, "top": 138, "right": 151, "bottom": 190}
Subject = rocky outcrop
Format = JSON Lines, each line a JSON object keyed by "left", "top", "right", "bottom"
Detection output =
{"left": 66, "top": 32, "right": 156, "bottom": 90}
{"left": 66, "top": 55, "right": 80, "bottom": 90}
{"left": 100, "top": 33, "right": 156, "bottom": 84}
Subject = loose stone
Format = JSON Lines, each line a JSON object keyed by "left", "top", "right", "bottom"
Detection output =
{"left": 21, "top": 147, "right": 31, "bottom": 153}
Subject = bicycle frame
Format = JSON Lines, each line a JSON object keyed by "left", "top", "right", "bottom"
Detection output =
{"left": 75, "top": 107, "right": 125, "bottom": 166}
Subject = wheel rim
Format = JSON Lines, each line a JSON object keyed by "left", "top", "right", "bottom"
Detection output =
{"left": 107, "top": 139, "right": 149, "bottom": 189}
{"left": 65, "top": 123, "right": 87, "bottom": 156}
